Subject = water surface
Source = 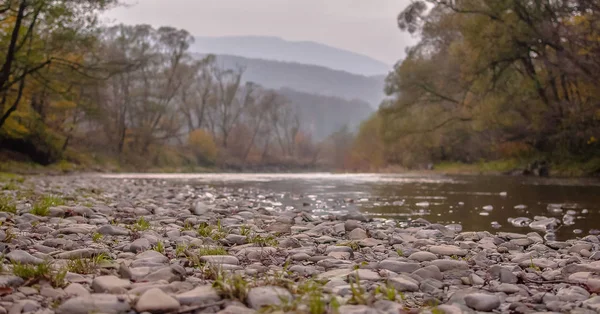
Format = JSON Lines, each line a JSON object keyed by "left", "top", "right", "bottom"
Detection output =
{"left": 100, "top": 173, "right": 600, "bottom": 240}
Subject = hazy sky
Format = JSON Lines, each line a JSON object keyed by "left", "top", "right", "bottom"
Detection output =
{"left": 103, "top": 0, "right": 417, "bottom": 65}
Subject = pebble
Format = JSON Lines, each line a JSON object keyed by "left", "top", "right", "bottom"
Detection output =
{"left": 0, "top": 175, "right": 597, "bottom": 314}
{"left": 348, "top": 228, "right": 368, "bottom": 240}
{"left": 246, "top": 286, "right": 292, "bottom": 310}
{"left": 57, "top": 294, "right": 131, "bottom": 314}
{"left": 429, "top": 245, "right": 468, "bottom": 256}
{"left": 97, "top": 225, "right": 129, "bottom": 236}
{"left": 6, "top": 250, "right": 43, "bottom": 265}
{"left": 408, "top": 251, "right": 437, "bottom": 262}
{"left": 91, "top": 276, "right": 131, "bottom": 293}
{"left": 199, "top": 255, "right": 240, "bottom": 265}
{"left": 135, "top": 288, "right": 180, "bottom": 313}
{"left": 176, "top": 285, "right": 221, "bottom": 305}
{"left": 388, "top": 275, "right": 419, "bottom": 292}
{"left": 378, "top": 260, "right": 420, "bottom": 273}
{"left": 465, "top": 293, "right": 501, "bottom": 311}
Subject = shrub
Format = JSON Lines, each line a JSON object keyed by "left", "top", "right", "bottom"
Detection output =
{"left": 188, "top": 129, "right": 218, "bottom": 164}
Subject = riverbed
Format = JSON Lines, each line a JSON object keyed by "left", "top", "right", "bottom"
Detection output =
{"left": 99, "top": 173, "right": 600, "bottom": 241}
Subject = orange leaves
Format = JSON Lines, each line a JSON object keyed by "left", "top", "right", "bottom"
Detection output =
{"left": 187, "top": 129, "right": 218, "bottom": 164}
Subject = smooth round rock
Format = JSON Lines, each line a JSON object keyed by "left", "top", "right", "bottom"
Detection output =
{"left": 465, "top": 293, "right": 501, "bottom": 311}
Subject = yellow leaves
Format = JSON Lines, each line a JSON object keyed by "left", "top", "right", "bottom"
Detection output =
{"left": 588, "top": 136, "right": 598, "bottom": 145}
{"left": 0, "top": 117, "right": 30, "bottom": 139}
{"left": 52, "top": 100, "right": 77, "bottom": 110}
{"left": 187, "top": 129, "right": 218, "bottom": 163}
{"left": 570, "top": 15, "right": 591, "bottom": 27}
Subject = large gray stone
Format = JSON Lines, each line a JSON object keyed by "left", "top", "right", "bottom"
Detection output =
{"left": 412, "top": 265, "right": 443, "bottom": 280}
{"left": 378, "top": 260, "right": 420, "bottom": 273}
{"left": 246, "top": 286, "right": 292, "bottom": 310}
{"left": 141, "top": 267, "right": 182, "bottom": 283}
{"left": 97, "top": 225, "right": 129, "bottom": 236}
{"left": 337, "top": 305, "right": 381, "bottom": 314}
{"left": 348, "top": 228, "right": 368, "bottom": 240}
{"left": 464, "top": 293, "right": 500, "bottom": 311}
{"left": 192, "top": 202, "right": 213, "bottom": 215}
{"left": 64, "top": 283, "right": 90, "bottom": 297}
{"left": 199, "top": 255, "right": 239, "bottom": 265}
{"left": 6, "top": 250, "right": 43, "bottom": 265}
{"left": 429, "top": 259, "right": 469, "bottom": 272}
{"left": 429, "top": 245, "right": 468, "bottom": 256}
{"left": 176, "top": 285, "right": 221, "bottom": 306}
{"left": 557, "top": 286, "right": 590, "bottom": 302}
{"left": 583, "top": 296, "right": 600, "bottom": 311}
{"left": 135, "top": 288, "right": 180, "bottom": 313}
{"left": 129, "top": 238, "right": 151, "bottom": 253}
{"left": 388, "top": 275, "right": 419, "bottom": 292}
{"left": 57, "top": 294, "right": 131, "bottom": 314}
{"left": 351, "top": 269, "right": 381, "bottom": 281}
{"left": 408, "top": 251, "right": 437, "bottom": 262}
{"left": 0, "top": 276, "right": 24, "bottom": 288}
{"left": 91, "top": 276, "right": 131, "bottom": 293}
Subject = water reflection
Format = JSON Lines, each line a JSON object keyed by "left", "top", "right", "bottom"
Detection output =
{"left": 99, "top": 173, "right": 600, "bottom": 240}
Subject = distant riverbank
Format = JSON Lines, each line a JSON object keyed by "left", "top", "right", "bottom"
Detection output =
{"left": 3, "top": 154, "right": 600, "bottom": 179}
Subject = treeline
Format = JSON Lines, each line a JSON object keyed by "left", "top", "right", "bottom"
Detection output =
{"left": 348, "top": 0, "right": 600, "bottom": 174}
{"left": 0, "top": 1, "right": 348, "bottom": 171}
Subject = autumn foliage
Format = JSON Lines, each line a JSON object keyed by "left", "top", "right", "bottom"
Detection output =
{"left": 349, "top": 0, "right": 600, "bottom": 173}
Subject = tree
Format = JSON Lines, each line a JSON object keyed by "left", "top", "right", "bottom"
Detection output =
{"left": 367, "top": 0, "right": 600, "bottom": 170}
{"left": 0, "top": 0, "right": 116, "bottom": 128}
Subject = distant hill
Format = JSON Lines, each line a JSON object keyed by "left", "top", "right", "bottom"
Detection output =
{"left": 192, "top": 36, "right": 391, "bottom": 76}
{"left": 199, "top": 54, "right": 386, "bottom": 107}
{"left": 278, "top": 88, "right": 374, "bottom": 140}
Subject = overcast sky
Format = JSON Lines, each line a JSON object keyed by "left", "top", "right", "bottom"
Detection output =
{"left": 103, "top": 0, "right": 417, "bottom": 65}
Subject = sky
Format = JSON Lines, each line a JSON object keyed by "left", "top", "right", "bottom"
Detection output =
{"left": 102, "top": 0, "right": 417, "bottom": 65}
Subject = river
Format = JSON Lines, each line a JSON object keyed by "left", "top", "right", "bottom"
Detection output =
{"left": 99, "top": 173, "right": 600, "bottom": 241}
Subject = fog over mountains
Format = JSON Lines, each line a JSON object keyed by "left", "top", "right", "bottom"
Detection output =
{"left": 192, "top": 36, "right": 391, "bottom": 76}
{"left": 198, "top": 54, "right": 386, "bottom": 107}
{"left": 191, "top": 36, "right": 392, "bottom": 139}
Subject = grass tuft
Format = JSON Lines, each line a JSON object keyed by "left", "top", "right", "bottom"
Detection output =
{"left": 239, "top": 225, "right": 251, "bottom": 236}
{"left": 31, "top": 195, "right": 65, "bottom": 216}
{"left": 175, "top": 244, "right": 188, "bottom": 257}
{"left": 247, "top": 234, "right": 278, "bottom": 247}
{"left": 0, "top": 196, "right": 17, "bottom": 214}
{"left": 131, "top": 217, "right": 150, "bottom": 231}
{"left": 92, "top": 232, "right": 103, "bottom": 243}
{"left": 12, "top": 261, "right": 51, "bottom": 279}
{"left": 213, "top": 270, "right": 250, "bottom": 302}
{"left": 180, "top": 221, "right": 194, "bottom": 231}
{"left": 153, "top": 240, "right": 165, "bottom": 254}
{"left": 196, "top": 221, "right": 228, "bottom": 240}
{"left": 67, "top": 253, "right": 111, "bottom": 274}
{"left": 2, "top": 182, "right": 18, "bottom": 191}
{"left": 198, "top": 246, "right": 228, "bottom": 256}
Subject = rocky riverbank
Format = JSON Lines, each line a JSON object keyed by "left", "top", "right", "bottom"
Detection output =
{"left": 0, "top": 175, "right": 599, "bottom": 314}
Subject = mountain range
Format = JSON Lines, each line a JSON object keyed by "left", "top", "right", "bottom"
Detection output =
{"left": 192, "top": 36, "right": 391, "bottom": 76}
{"left": 200, "top": 54, "right": 386, "bottom": 107}
{"left": 190, "top": 36, "right": 392, "bottom": 140}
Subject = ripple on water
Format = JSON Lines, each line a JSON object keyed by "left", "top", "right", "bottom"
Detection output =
{"left": 508, "top": 217, "right": 532, "bottom": 227}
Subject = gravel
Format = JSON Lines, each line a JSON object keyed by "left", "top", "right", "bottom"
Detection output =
{"left": 0, "top": 175, "right": 596, "bottom": 313}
